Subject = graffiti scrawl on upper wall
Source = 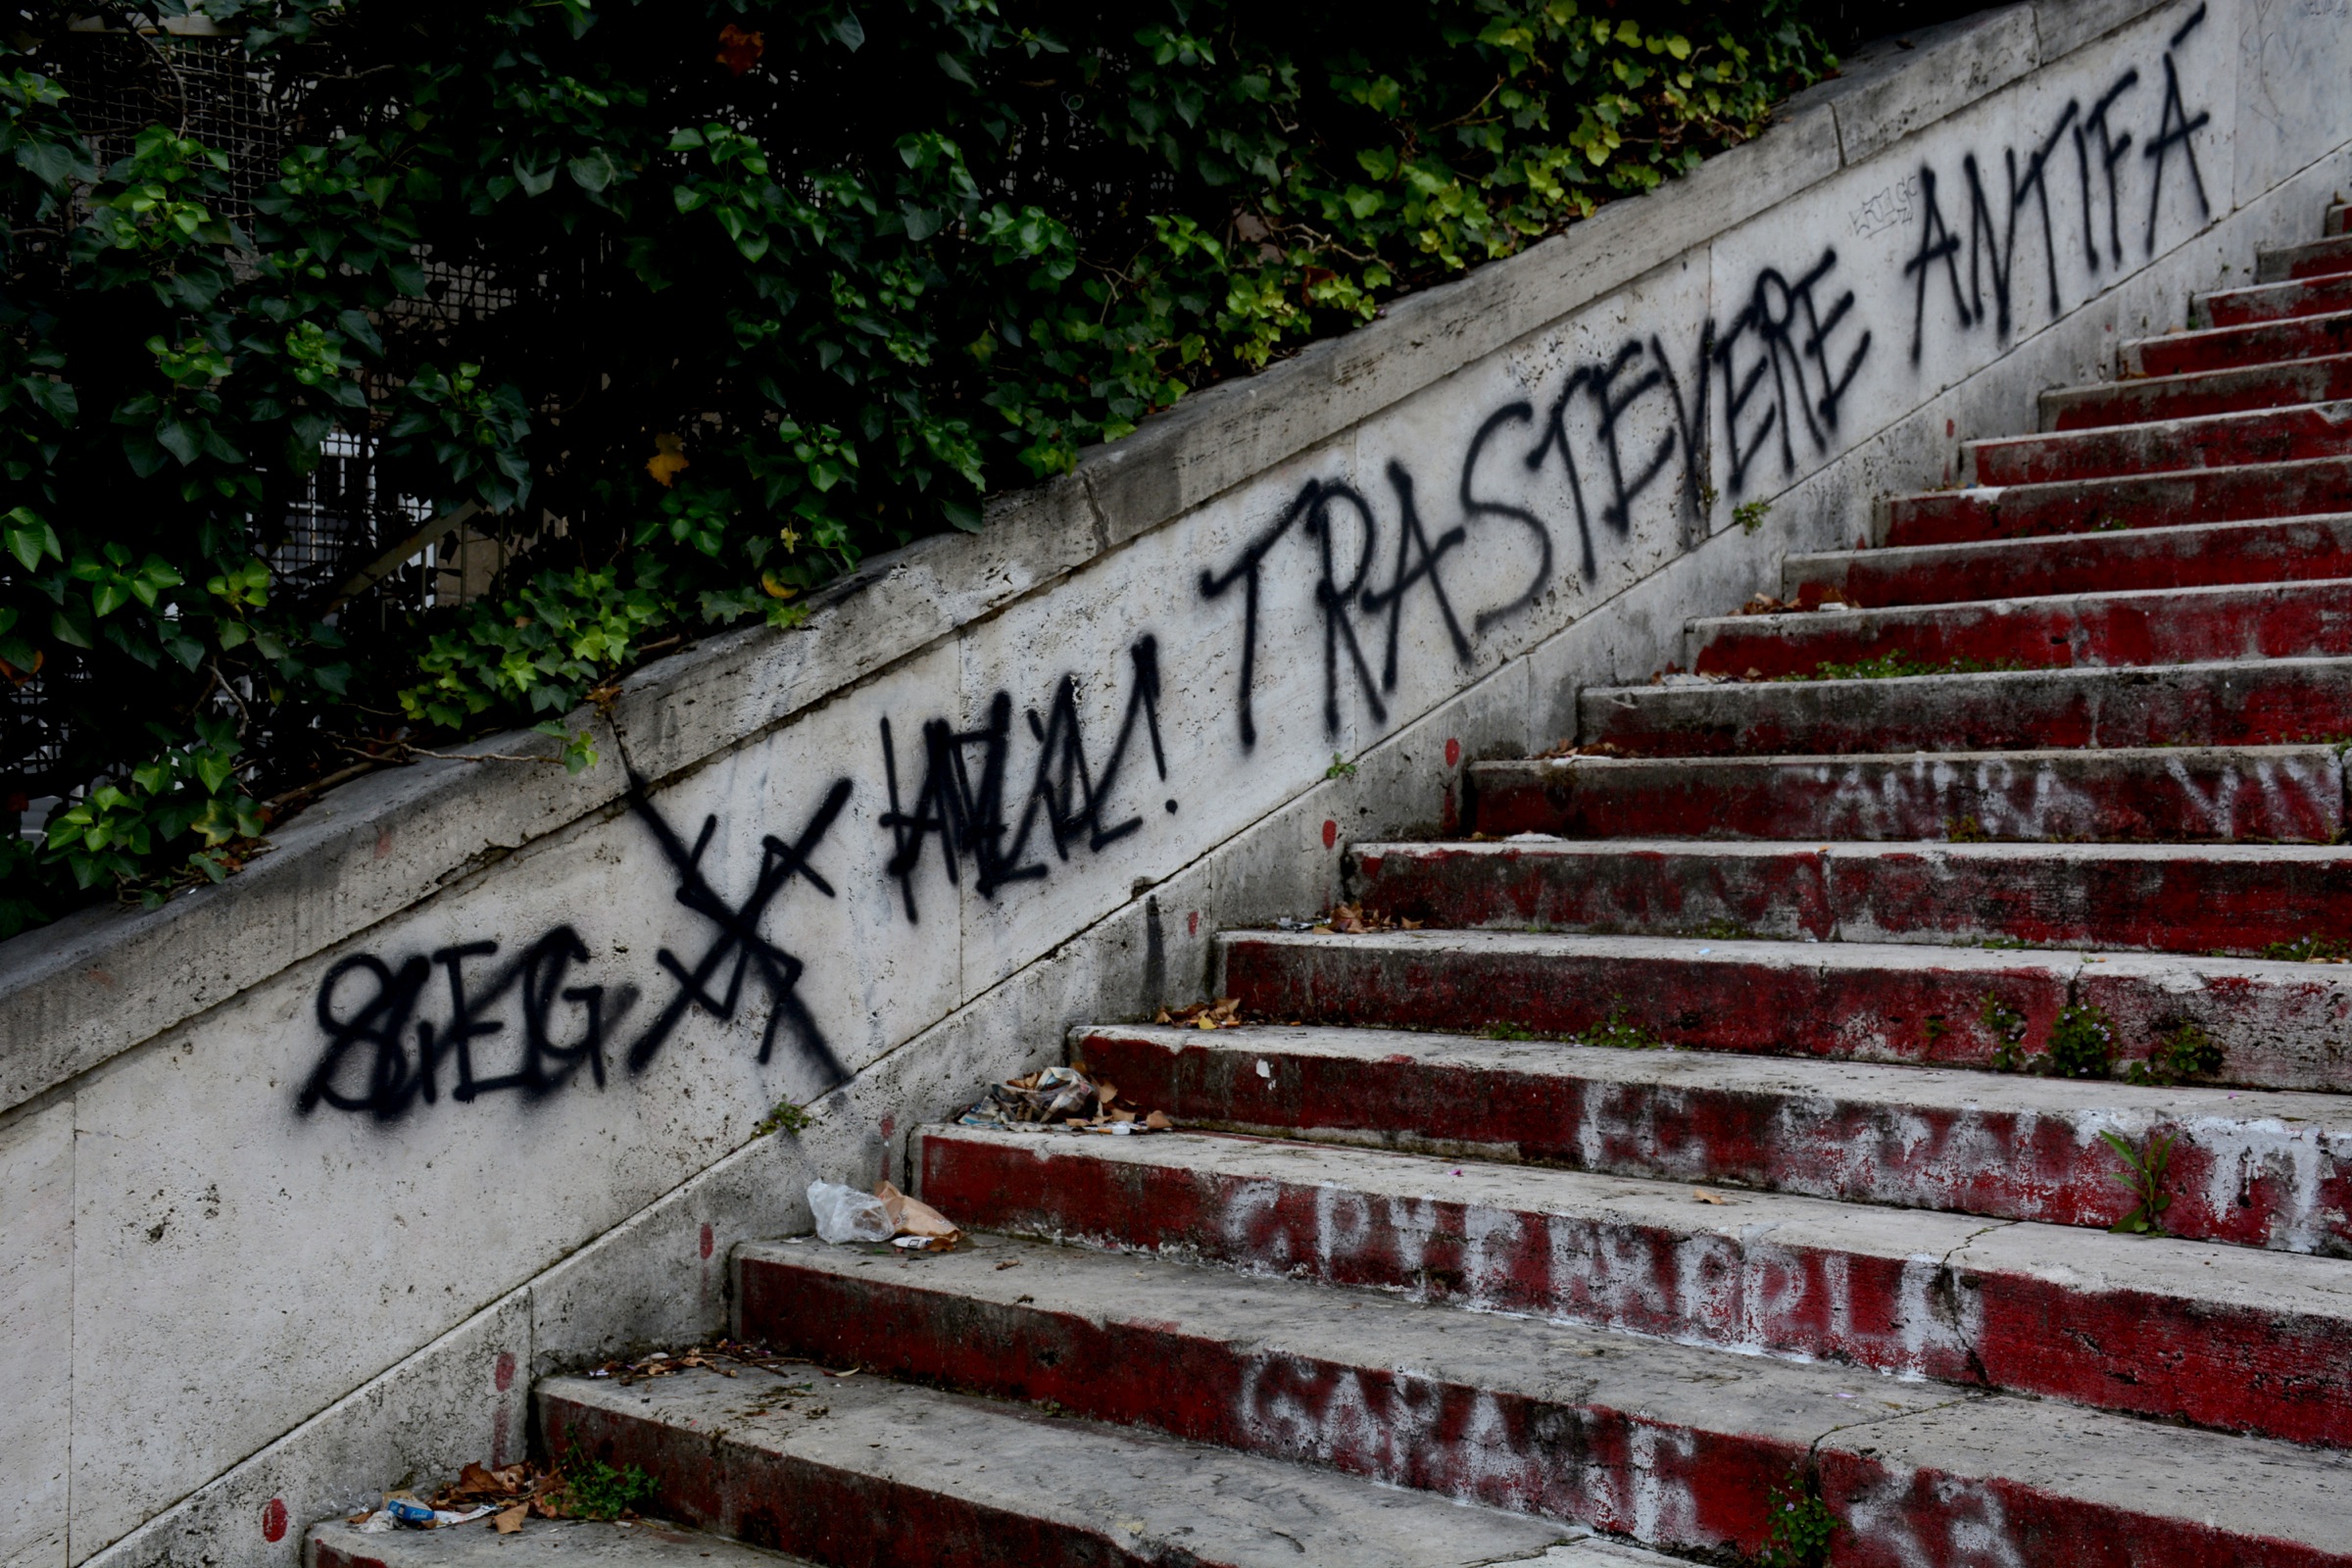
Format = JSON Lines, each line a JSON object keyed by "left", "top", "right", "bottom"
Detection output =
{"left": 292, "top": 8, "right": 2223, "bottom": 1121}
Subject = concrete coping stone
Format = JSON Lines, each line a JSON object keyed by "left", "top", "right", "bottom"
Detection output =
{"left": 0, "top": 0, "right": 2178, "bottom": 1117}
{"left": 308, "top": 1517, "right": 812, "bottom": 1566}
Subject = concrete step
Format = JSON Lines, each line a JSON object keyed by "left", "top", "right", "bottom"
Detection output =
{"left": 1070, "top": 1023, "right": 2352, "bottom": 1253}
{"left": 1468, "top": 746, "right": 2343, "bottom": 844}
{"left": 2199, "top": 272, "right": 2352, "bottom": 327}
{"left": 310, "top": 1520, "right": 809, "bottom": 1568}
{"left": 917, "top": 1124, "right": 2352, "bottom": 1446}
{"left": 1214, "top": 928, "right": 2352, "bottom": 1092}
{"left": 2038, "top": 353, "right": 2352, "bottom": 430}
{"left": 1689, "top": 579, "right": 2352, "bottom": 681}
{"left": 1345, "top": 836, "right": 2352, "bottom": 958}
{"left": 1966, "top": 403, "right": 2352, "bottom": 485}
{"left": 1578, "top": 657, "right": 2352, "bottom": 759}
{"left": 537, "top": 1362, "right": 1654, "bottom": 1568}
{"left": 2258, "top": 232, "right": 2352, "bottom": 283}
{"left": 2124, "top": 312, "right": 2352, "bottom": 377}
{"left": 728, "top": 1230, "right": 2352, "bottom": 1564}
{"left": 1885, "top": 456, "right": 2352, "bottom": 547}
{"left": 1786, "top": 515, "right": 2352, "bottom": 609}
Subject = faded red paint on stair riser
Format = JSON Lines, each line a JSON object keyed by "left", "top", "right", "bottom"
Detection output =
{"left": 1220, "top": 937, "right": 2077, "bottom": 1070}
{"left": 538, "top": 1394, "right": 1160, "bottom": 1568}
{"left": 1348, "top": 841, "right": 2352, "bottom": 957}
{"left": 2127, "top": 313, "right": 2352, "bottom": 376}
{"left": 1218, "top": 936, "right": 2352, "bottom": 1092}
{"left": 2040, "top": 355, "right": 2352, "bottom": 431}
{"left": 1788, "top": 516, "right": 2352, "bottom": 609}
{"left": 1885, "top": 458, "right": 2352, "bottom": 548}
{"left": 2202, "top": 273, "right": 2352, "bottom": 326}
{"left": 1968, "top": 406, "right": 2352, "bottom": 485}
{"left": 1468, "top": 751, "right": 2343, "bottom": 844}
{"left": 729, "top": 1261, "right": 2333, "bottom": 1568}
{"left": 1578, "top": 662, "right": 2352, "bottom": 758}
{"left": 1690, "top": 581, "right": 2352, "bottom": 680}
{"left": 1072, "top": 1030, "right": 2352, "bottom": 1254}
{"left": 2261, "top": 234, "right": 2352, "bottom": 283}
{"left": 917, "top": 1131, "right": 2352, "bottom": 1446}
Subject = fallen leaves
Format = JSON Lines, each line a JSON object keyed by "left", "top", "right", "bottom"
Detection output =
{"left": 958, "top": 1063, "right": 1175, "bottom": 1135}
{"left": 715, "top": 24, "right": 765, "bottom": 74}
{"left": 645, "top": 432, "right": 689, "bottom": 487}
{"left": 1158, "top": 996, "right": 1242, "bottom": 1028}
{"left": 1691, "top": 1188, "right": 1739, "bottom": 1205}
{"left": 1312, "top": 903, "right": 1421, "bottom": 934}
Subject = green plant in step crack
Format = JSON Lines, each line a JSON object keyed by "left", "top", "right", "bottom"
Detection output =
{"left": 754, "top": 1100, "right": 814, "bottom": 1138}
{"left": 1324, "top": 752, "right": 1358, "bottom": 780}
{"left": 1981, "top": 995, "right": 2032, "bottom": 1072}
{"left": 2101, "top": 1129, "right": 2176, "bottom": 1237}
{"left": 1486, "top": 1022, "right": 1538, "bottom": 1042}
{"left": 1754, "top": 1466, "right": 1841, "bottom": 1567}
{"left": 1571, "top": 1004, "right": 1664, "bottom": 1051}
{"left": 1944, "top": 813, "right": 1989, "bottom": 843}
{"left": 1734, "top": 498, "right": 1773, "bottom": 535}
{"left": 1775, "top": 652, "right": 2030, "bottom": 683}
{"left": 1688, "top": 916, "right": 1758, "bottom": 941}
{"left": 2259, "top": 932, "right": 2352, "bottom": 962}
{"left": 2039, "top": 1002, "right": 2118, "bottom": 1080}
{"left": 555, "top": 1449, "right": 660, "bottom": 1521}
{"left": 2124, "top": 1020, "right": 2227, "bottom": 1086}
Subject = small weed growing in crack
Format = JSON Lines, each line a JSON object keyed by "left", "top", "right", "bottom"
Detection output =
{"left": 1755, "top": 1467, "right": 1841, "bottom": 1567}
{"left": 2102, "top": 1129, "right": 2176, "bottom": 1236}
{"left": 2040, "top": 1002, "right": 2118, "bottom": 1079}
{"left": 1572, "top": 1004, "right": 1664, "bottom": 1051}
{"left": 1945, "top": 813, "right": 1990, "bottom": 843}
{"left": 1688, "top": 917, "right": 1758, "bottom": 941}
{"left": 1324, "top": 752, "right": 1358, "bottom": 780}
{"left": 2259, "top": 932, "right": 2351, "bottom": 962}
{"left": 755, "top": 1101, "right": 814, "bottom": 1137}
{"left": 1978, "top": 936, "right": 2029, "bottom": 951}
{"left": 1486, "top": 1022, "right": 1538, "bottom": 1042}
{"left": 2125, "top": 1020, "right": 2226, "bottom": 1085}
{"left": 557, "top": 1450, "right": 660, "bottom": 1521}
{"left": 1735, "top": 499, "right": 1774, "bottom": 535}
{"left": 1981, "top": 995, "right": 2031, "bottom": 1071}
{"left": 1776, "top": 652, "right": 2029, "bottom": 683}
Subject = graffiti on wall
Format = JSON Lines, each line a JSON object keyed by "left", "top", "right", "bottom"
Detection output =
{"left": 296, "top": 13, "right": 2221, "bottom": 1116}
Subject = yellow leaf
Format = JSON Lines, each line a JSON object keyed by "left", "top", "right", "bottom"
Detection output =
{"left": 760, "top": 569, "right": 798, "bottom": 600}
{"left": 646, "top": 432, "right": 689, "bottom": 488}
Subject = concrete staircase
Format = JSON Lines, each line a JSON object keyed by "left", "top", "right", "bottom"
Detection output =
{"left": 315, "top": 203, "right": 2352, "bottom": 1566}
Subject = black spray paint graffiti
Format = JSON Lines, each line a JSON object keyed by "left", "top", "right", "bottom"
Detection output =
{"left": 1202, "top": 11, "right": 2213, "bottom": 749}
{"left": 297, "top": 780, "right": 853, "bottom": 1119}
{"left": 1908, "top": 3, "right": 2212, "bottom": 359}
{"left": 879, "top": 635, "right": 1169, "bottom": 921}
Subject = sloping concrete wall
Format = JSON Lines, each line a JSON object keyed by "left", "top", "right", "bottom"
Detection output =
{"left": 6, "top": 1, "right": 2350, "bottom": 1561}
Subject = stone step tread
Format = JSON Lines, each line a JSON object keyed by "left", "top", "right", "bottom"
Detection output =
{"left": 922, "top": 1124, "right": 2352, "bottom": 1324}
{"left": 2259, "top": 232, "right": 2352, "bottom": 282}
{"left": 309, "top": 1519, "right": 810, "bottom": 1568}
{"left": 2037, "top": 353, "right": 2352, "bottom": 431}
{"left": 917, "top": 1123, "right": 2352, "bottom": 1442}
{"left": 537, "top": 1366, "right": 1648, "bottom": 1568}
{"left": 1687, "top": 575, "right": 2352, "bottom": 678}
{"left": 2197, "top": 272, "right": 2352, "bottom": 326}
{"left": 730, "top": 1235, "right": 2352, "bottom": 1562}
{"left": 1345, "top": 834, "right": 2352, "bottom": 957}
{"left": 1575, "top": 654, "right": 2352, "bottom": 758}
{"left": 1071, "top": 1022, "right": 2352, "bottom": 1253}
{"left": 1786, "top": 513, "right": 2352, "bottom": 603}
{"left": 1214, "top": 926, "right": 2352, "bottom": 1093}
{"left": 2123, "top": 311, "right": 2352, "bottom": 375}
{"left": 1964, "top": 402, "right": 2352, "bottom": 485}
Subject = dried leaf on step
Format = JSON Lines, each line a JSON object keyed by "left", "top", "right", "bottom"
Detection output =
{"left": 1692, "top": 1188, "right": 1737, "bottom": 1204}
{"left": 495, "top": 1504, "right": 528, "bottom": 1535}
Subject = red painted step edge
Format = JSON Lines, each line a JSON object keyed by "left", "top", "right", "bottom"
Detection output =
{"left": 1073, "top": 1026, "right": 2352, "bottom": 1254}
{"left": 1885, "top": 457, "right": 2352, "bottom": 548}
{"left": 1345, "top": 839, "right": 2352, "bottom": 958}
{"left": 2128, "top": 312, "right": 2352, "bottom": 377}
{"left": 1690, "top": 580, "right": 2352, "bottom": 680}
{"left": 919, "top": 1128, "right": 2352, "bottom": 1446}
{"left": 1217, "top": 932, "right": 2352, "bottom": 1092}
{"left": 1969, "top": 405, "right": 2352, "bottom": 486}
{"left": 730, "top": 1256, "right": 2348, "bottom": 1568}
{"left": 2040, "top": 354, "right": 2352, "bottom": 431}
{"left": 2202, "top": 273, "right": 2352, "bottom": 327}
